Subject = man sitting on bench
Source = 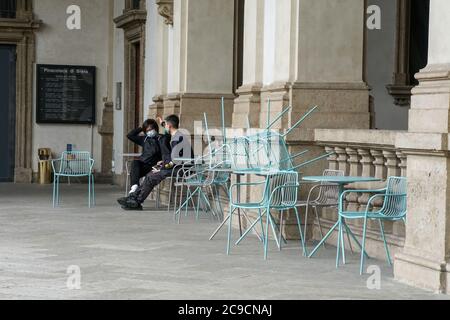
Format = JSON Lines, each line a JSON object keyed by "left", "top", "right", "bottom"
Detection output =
{"left": 117, "top": 115, "right": 193, "bottom": 211}
{"left": 126, "top": 119, "right": 163, "bottom": 194}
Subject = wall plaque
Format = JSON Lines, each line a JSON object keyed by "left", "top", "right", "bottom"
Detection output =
{"left": 36, "top": 64, "right": 96, "bottom": 124}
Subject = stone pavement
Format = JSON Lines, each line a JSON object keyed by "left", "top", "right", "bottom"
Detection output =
{"left": 0, "top": 183, "right": 447, "bottom": 300}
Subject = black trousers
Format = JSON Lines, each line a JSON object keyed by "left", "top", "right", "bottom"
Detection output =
{"left": 134, "top": 169, "right": 173, "bottom": 204}
{"left": 130, "top": 160, "right": 153, "bottom": 186}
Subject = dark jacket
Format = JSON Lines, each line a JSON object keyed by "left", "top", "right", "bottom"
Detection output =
{"left": 127, "top": 128, "right": 162, "bottom": 166}
{"left": 159, "top": 133, "right": 172, "bottom": 164}
{"left": 167, "top": 131, "right": 194, "bottom": 164}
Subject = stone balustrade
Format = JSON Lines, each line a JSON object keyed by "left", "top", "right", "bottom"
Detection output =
{"left": 313, "top": 129, "right": 408, "bottom": 260}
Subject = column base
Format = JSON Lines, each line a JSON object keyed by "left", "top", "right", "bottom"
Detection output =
{"left": 148, "top": 95, "right": 165, "bottom": 118}
{"left": 395, "top": 251, "right": 449, "bottom": 294}
{"left": 260, "top": 82, "right": 291, "bottom": 129}
{"left": 290, "top": 82, "right": 371, "bottom": 129}
{"left": 232, "top": 83, "right": 262, "bottom": 128}
{"left": 164, "top": 92, "right": 235, "bottom": 132}
{"left": 14, "top": 167, "right": 32, "bottom": 183}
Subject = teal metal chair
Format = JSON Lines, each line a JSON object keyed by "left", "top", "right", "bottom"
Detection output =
{"left": 51, "top": 151, "right": 95, "bottom": 208}
{"left": 297, "top": 169, "right": 345, "bottom": 248}
{"left": 337, "top": 176, "right": 407, "bottom": 274}
{"left": 226, "top": 170, "right": 307, "bottom": 260}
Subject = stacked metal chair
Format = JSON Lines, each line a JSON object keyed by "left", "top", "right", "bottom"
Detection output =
{"left": 214, "top": 100, "right": 335, "bottom": 259}
{"left": 172, "top": 113, "right": 231, "bottom": 223}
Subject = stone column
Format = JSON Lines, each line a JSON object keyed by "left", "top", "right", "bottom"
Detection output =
{"left": 148, "top": 1, "right": 169, "bottom": 119}
{"left": 259, "top": 0, "right": 298, "bottom": 129}
{"left": 291, "top": 0, "right": 370, "bottom": 131}
{"left": 232, "top": 0, "right": 265, "bottom": 128}
{"left": 394, "top": 0, "right": 450, "bottom": 294}
{"left": 165, "top": 0, "right": 235, "bottom": 132}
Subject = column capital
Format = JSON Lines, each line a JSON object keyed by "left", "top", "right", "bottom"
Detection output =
{"left": 156, "top": 0, "right": 173, "bottom": 25}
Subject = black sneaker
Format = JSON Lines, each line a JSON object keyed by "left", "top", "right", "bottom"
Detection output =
{"left": 117, "top": 197, "right": 129, "bottom": 206}
{"left": 121, "top": 204, "right": 143, "bottom": 211}
{"left": 122, "top": 197, "right": 142, "bottom": 209}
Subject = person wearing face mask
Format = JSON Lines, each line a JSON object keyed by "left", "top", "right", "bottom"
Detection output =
{"left": 126, "top": 119, "right": 162, "bottom": 194}
{"left": 118, "top": 114, "right": 194, "bottom": 211}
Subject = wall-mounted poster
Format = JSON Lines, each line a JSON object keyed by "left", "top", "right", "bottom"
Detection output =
{"left": 36, "top": 64, "right": 96, "bottom": 124}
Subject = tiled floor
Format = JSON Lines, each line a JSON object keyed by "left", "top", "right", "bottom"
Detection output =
{"left": 0, "top": 183, "right": 447, "bottom": 300}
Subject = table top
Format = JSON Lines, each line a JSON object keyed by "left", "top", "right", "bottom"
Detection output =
{"left": 302, "top": 176, "right": 381, "bottom": 184}
{"left": 208, "top": 167, "right": 288, "bottom": 177}
{"left": 121, "top": 153, "right": 141, "bottom": 157}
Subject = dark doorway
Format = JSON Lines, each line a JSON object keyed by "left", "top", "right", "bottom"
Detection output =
{"left": 233, "top": 0, "right": 245, "bottom": 93}
{"left": 133, "top": 42, "right": 142, "bottom": 153}
{"left": 409, "top": 0, "right": 430, "bottom": 86}
{"left": 0, "top": 45, "right": 16, "bottom": 182}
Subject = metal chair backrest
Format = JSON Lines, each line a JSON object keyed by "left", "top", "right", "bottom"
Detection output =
{"left": 267, "top": 171, "right": 299, "bottom": 208}
{"left": 229, "top": 136, "right": 252, "bottom": 171}
{"left": 316, "top": 169, "right": 345, "bottom": 204}
{"left": 255, "top": 131, "right": 293, "bottom": 171}
{"left": 229, "top": 131, "right": 292, "bottom": 172}
{"left": 380, "top": 176, "right": 407, "bottom": 218}
{"left": 59, "top": 151, "right": 93, "bottom": 176}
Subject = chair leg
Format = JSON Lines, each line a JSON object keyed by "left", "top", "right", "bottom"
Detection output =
{"left": 175, "top": 187, "right": 195, "bottom": 223}
{"left": 345, "top": 227, "right": 354, "bottom": 255}
{"left": 210, "top": 186, "right": 221, "bottom": 220}
{"left": 308, "top": 220, "right": 340, "bottom": 258}
{"left": 92, "top": 175, "right": 95, "bottom": 207}
{"left": 313, "top": 206, "right": 326, "bottom": 249}
{"left": 341, "top": 218, "right": 347, "bottom": 265}
{"left": 259, "top": 208, "right": 265, "bottom": 241}
{"left": 209, "top": 214, "right": 230, "bottom": 241}
{"left": 88, "top": 174, "right": 91, "bottom": 208}
{"left": 360, "top": 216, "right": 369, "bottom": 275}
{"left": 342, "top": 221, "right": 370, "bottom": 259}
{"left": 184, "top": 186, "right": 191, "bottom": 217}
{"left": 195, "top": 187, "right": 202, "bottom": 220}
{"left": 212, "top": 185, "right": 223, "bottom": 221}
{"left": 52, "top": 175, "right": 57, "bottom": 208}
{"left": 56, "top": 176, "right": 60, "bottom": 206}
{"left": 155, "top": 183, "right": 161, "bottom": 209}
{"left": 173, "top": 183, "right": 180, "bottom": 217}
{"left": 235, "top": 210, "right": 265, "bottom": 246}
{"left": 125, "top": 161, "right": 130, "bottom": 197}
{"left": 167, "top": 178, "right": 173, "bottom": 212}
{"left": 303, "top": 204, "right": 309, "bottom": 246}
{"left": 379, "top": 220, "right": 392, "bottom": 266}
{"left": 294, "top": 207, "right": 307, "bottom": 257}
{"left": 226, "top": 205, "right": 236, "bottom": 255}
{"left": 278, "top": 211, "right": 284, "bottom": 251}
{"left": 264, "top": 206, "right": 271, "bottom": 260}
{"left": 178, "top": 184, "right": 185, "bottom": 216}
{"left": 336, "top": 219, "right": 343, "bottom": 268}
{"left": 268, "top": 211, "right": 282, "bottom": 250}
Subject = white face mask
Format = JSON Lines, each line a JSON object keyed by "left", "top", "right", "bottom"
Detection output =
{"left": 146, "top": 130, "right": 157, "bottom": 138}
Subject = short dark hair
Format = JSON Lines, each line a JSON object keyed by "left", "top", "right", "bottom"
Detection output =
{"left": 165, "top": 115, "right": 180, "bottom": 129}
{"left": 143, "top": 119, "right": 159, "bottom": 133}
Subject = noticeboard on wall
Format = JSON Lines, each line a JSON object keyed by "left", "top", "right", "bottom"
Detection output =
{"left": 36, "top": 64, "right": 96, "bottom": 124}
